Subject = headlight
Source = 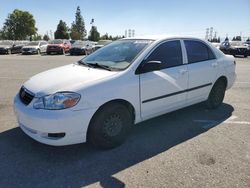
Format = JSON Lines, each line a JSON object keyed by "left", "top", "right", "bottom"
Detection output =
{"left": 33, "top": 92, "right": 81, "bottom": 110}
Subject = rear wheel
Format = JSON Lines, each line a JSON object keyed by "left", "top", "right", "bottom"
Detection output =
{"left": 206, "top": 79, "right": 226, "bottom": 109}
{"left": 87, "top": 103, "right": 133, "bottom": 149}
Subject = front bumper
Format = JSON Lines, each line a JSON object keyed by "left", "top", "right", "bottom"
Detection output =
{"left": 70, "top": 48, "right": 85, "bottom": 55}
{"left": 0, "top": 48, "right": 8, "bottom": 54}
{"left": 13, "top": 95, "right": 97, "bottom": 146}
{"left": 230, "top": 49, "right": 248, "bottom": 56}
{"left": 47, "top": 47, "right": 63, "bottom": 53}
{"left": 22, "top": 49, "right": 37, "bottom": 54}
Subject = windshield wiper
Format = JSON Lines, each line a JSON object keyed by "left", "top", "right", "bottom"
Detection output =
{"left": 87, "top": 63, "right": 113, "bottom": 71}
{"left": 77, "top": 60, "right": 93, "bottom": 68}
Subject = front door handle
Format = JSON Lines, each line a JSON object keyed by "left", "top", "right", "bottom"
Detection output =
{"left": 212, "top": 62, "right": 218, "bottom": 67}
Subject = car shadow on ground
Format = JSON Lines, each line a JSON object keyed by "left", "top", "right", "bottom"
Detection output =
{"left": 0, "top": 103, "right": 234, "bottom": 188}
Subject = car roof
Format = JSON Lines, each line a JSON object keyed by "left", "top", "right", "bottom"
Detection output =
{"left": 122, "top": 35, "right": 204, "bottom": 41}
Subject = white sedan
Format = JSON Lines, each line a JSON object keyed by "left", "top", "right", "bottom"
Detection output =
{"left": 14, "top": 36, "right": 236, "bottom": 149}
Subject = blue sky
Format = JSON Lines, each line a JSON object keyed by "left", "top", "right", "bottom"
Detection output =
{"left": 0, "top": 0, "right": 249, "bottom": 40}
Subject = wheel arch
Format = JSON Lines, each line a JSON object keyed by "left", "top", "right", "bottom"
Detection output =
{"left": 86, "top": 99, "right": 136, "bottom": 141}
{"left": 215, "top": 75, "right": 228, "bottom": 88}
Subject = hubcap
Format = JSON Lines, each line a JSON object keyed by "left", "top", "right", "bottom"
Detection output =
{"left": 103, "top": 113, "right": 123, "bottom": 137}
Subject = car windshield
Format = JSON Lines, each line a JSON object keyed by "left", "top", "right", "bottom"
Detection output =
{"left": 0, "top": 41, "right": 14, "bottom": 45}
{"left": 49, "top": 39, "right": 63, "bottom": 44}
{"left": 74, "top": 41, "right": 88, "bottom": 46}
{"left": 80, "top": 39, "right": 153, "bottom": 70}
{"left": 27, "top": 42, "right": 39, "bottom": 46}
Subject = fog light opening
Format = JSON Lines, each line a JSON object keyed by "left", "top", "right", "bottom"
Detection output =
{"left": 48, "top": 133, "right": 65, "bottom": 138}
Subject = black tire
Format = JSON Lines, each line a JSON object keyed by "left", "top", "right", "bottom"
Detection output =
{"left": 61, "top": 48, "right": 65, "bottom": 55}
{"left": 47, "top": 52, "right": 50, "bottom": 55}
{"left": 244, "top": 55, "right": 247, "bottom": 58}
{"left": 87, "top": 103, "right": 133, "bottom": 149}
{"left": 206, "top": 79, "right": 226, "bottom": 109}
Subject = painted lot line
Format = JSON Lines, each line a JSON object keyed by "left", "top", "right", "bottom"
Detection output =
{"left": 194, "top": 115, "right": 250, "bottom": 129}
{"left": 0, "top": 77, "right": 26, "bottom": 80}
{"left": 235, "top": 81, "right": 250, "bottom": 84}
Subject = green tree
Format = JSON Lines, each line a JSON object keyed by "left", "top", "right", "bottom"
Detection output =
{"left": 0, "top": 30, "right": 3, "bottom": 40}
{"left": 100, "top": 33, "right": 109, "bottom": 40}
{"left": 43, "top": 34, "right": 50, "bottom": 41}
{"left": 88, "top": 26, "right": 100, "bottom": 41}
{"left": 70, "top": 6, "right": 86, "bottom": 40}
{"left": 54, "top": 20, "right": 69, "bottom": 39}
{"left": 33, "top": 34, "right": 42, "bottom": 41}
{"left": 1, "top": 9, "right": 37, "bottom": 40}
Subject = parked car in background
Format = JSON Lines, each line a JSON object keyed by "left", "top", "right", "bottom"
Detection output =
{"left": 14, "top": 36, "right": 236, "bottom": 149}
{"left": 0, "top": 40, "right": 14, "bottom": 54}
{"left": 22, "top": 41, "right": 48, "bottom": 55}
{"left": 94, "top": 40, "right": 112, "bottom": 51}
{"left": 0, "top": 40, "right": 28, "bottom": 54}
{"left": 69, "top": 40, "right": 94, "bottom": 55}
{"left": 211, "top": 42, "right": 221, "bottom": 49}
{"left": 220, "top": 41, "right": 248, "bottom": 57}
{"left": 12, "top": 41, "right": 29, "bottom": 54}
{"left": 46, "top": 39, "right": 71, "bottom": 55}
{"left": 243, "top": 41, "right": 250, "bottom": 56}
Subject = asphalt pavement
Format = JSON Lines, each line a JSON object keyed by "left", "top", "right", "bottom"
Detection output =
{"left": 0, "top": 54, "right": 249, "bottom": 188}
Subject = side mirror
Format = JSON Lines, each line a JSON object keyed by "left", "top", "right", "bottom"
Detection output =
{"left": 135, "top": 61, "right": 162, "bottom": 74}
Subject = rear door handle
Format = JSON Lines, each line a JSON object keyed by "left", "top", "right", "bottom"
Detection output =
{"left": 179, "top": 69, "right": 188, "bottom": 75}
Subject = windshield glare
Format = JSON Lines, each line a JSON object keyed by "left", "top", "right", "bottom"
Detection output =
{"left": 82, "top": 39, "right": 153, "bottom": 70}
{"left": 27, "top": 42, "right": 39, "bottom": 46}
{"left": 231, "top": 42, "right": 243, "bottom": 46}
{"left": 74, "top": 41, "right": 88, "bottom": 46}
{"left": 49, "top": 39, "right": 63, "bottom": 44}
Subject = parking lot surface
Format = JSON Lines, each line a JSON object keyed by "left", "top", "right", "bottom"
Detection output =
{"left": 0, "top": 54, "right": 249, "bottom": 188}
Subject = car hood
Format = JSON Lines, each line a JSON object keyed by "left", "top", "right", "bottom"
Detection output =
{"left": 24, "top": 63, "right": 118, "bottom": 97}
{"left": 23, "top": 45, "right": 39, "bottom": 49}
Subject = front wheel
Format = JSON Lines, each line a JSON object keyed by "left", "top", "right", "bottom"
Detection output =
{"left": 87, "top": 103, "right": 133, "bottom": 149}
{"left": 206, "top": 79, "right": 226, "bottom": 109}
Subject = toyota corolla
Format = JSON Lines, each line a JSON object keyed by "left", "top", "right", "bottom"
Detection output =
{"left": 14, "top": 36, "right": 236, "bottom": 149}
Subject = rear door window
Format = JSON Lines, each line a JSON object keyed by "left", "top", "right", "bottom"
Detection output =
{"left": 184, "top": 40, "right": 215, "bottom": 63}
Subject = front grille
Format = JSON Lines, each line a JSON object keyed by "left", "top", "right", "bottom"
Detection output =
{"left": 238, "top": 48, "right": 247, "bottom": 52}
{"left": 19, "top": 87, "right": 34, "bottom": 105}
